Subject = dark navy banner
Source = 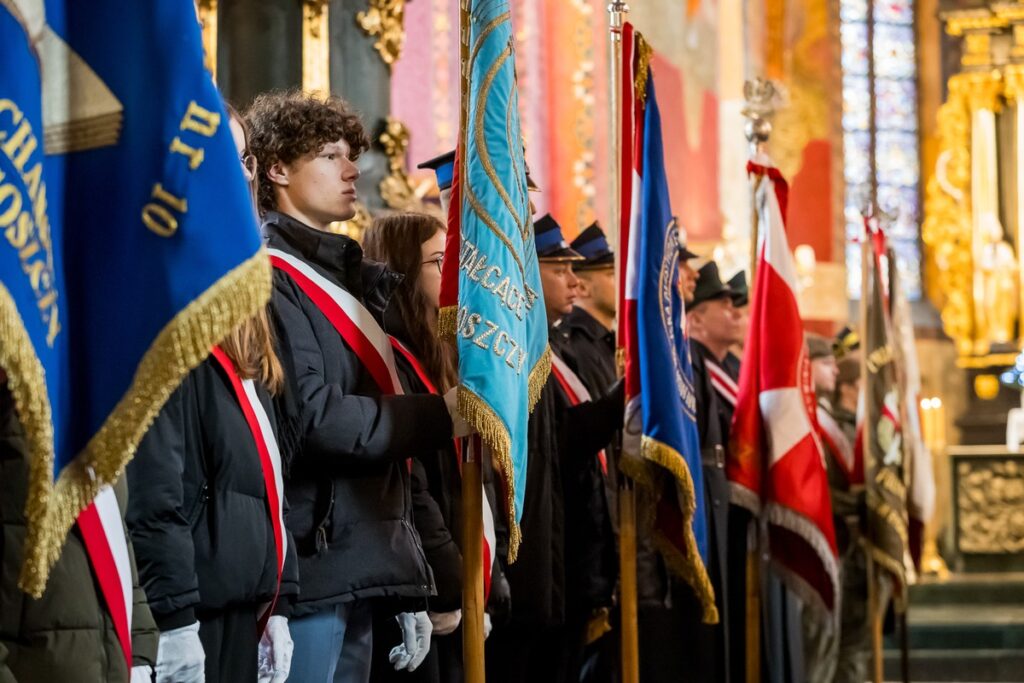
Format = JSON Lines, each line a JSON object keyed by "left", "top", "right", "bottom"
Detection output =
{"left": 1, "top": 1, "right": 269, "bottom": 594}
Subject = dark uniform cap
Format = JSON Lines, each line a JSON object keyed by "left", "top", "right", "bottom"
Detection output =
{"left": 691, "top": 260, "right": 733, "bottom": 308}
{"left": 834, "top": 325, "right": 861, "bottom": 359}
{"left": 728, "top": 270, "right": 748, "bottom": 307}
{"left": 570, "top": 222, "right": 614, "bottom": 270}
{"left": 417, "top": 150, "right": 456, "bottom": 191}
{"left": 419, "top": 149, "right": 540, "bottom": 193}
{"left": 806, "top": 333, "right": 833, "bottom": 360}
{"left": 534, "top": 214, "right": 584, "bottom": 261}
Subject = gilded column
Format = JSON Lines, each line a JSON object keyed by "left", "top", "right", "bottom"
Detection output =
{"left": 303, "top": 0, "right": 331, "bottom": 96}
{"left": 996, "top": 2, "right": 1024, "bottom": 348}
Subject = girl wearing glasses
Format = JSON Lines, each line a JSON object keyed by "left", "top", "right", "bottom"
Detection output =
{"left": 363, "top": 213, "right": 507, "bottom": 682}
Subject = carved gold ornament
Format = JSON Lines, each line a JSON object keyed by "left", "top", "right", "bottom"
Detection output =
{"left": 957, "top": 458, "right": 1024, "bottom": 554}
{"left": 378, "top": 117, "right": 425, "bottom": 212}
{"left": 356, "top": 0, "right": 406, "bottom": 68}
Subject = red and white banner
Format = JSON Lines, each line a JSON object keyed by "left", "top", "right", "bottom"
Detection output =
{"left": 729, "top": 157, "right": 839, "bottom": 614}
{"left": 210, "top": 346, "right": 287, "bottom": 633}
{"left": 78, "top": 485, "right": 133, "bottom": 670}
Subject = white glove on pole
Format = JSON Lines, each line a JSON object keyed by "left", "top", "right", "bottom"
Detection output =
{"left": 390, "top": 611, "right": 433, "bottom": 672}
{"left": 130, "top": 665, "right": 153, "bottom": 683}
{"left": 442, "top": 388, "right": 475, "bottom": 438}
{"left": 428, "top": 609, "right": 462, "bottom": 636}
{"left": 257, "top": 615, "right": 294, "bottom": 683}
{"left": 483, "top": 612, "right": 493, "bottom": 640}
{"left": 155, "top": 622, "right": 205, "bottom": 683}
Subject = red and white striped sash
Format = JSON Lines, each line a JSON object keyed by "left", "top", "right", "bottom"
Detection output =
{"left": 816, "top": 405, "right": 855, "bottom": 482}
{"left": 388, "top": 337, "right": 497, "bottom": 600}
{"left": 550, "top": 352, "right": 609, "bottom": 476}
{"left": 268, "top": 249, "right": 403, "bottom": 396}
{"left": 210, "top": 346, "right": 287, "bottom": 634}
{"left": 77, "top": 486, "right": 133, "bottom": 670}
{"left": 706, "top": 359, "right": 738, "bottom": 408}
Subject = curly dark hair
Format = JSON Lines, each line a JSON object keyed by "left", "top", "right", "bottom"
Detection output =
{"left": 246, "top": 90, "right": 370, "bottom": 215}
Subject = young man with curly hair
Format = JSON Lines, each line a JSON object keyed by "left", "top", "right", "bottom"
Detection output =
{"left": 246, "top": 91, "right": 470, "bottom": 682}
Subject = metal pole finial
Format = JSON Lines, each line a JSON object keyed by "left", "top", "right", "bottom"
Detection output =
{"left": 742, "top": 78, "right": 780, "bottom": 156}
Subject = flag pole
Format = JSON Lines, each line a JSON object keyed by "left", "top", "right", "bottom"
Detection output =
{"left": 740, "top": 78, "right": 776, "bottom": 683}
{"left": 608, "top": 3, "right": 638, "bottom": 683}
{"left": 459, "top": 3, "right": 486, "bottom": 682}
{"left": 861, "top": 226, "right": 883, "bottom": 683}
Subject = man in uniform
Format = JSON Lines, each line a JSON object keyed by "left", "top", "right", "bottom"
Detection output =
{"left": 726, "top": 270, "right": 749, "bottom": 370}
{"left": 636, "top": 236, "right": 720, "bottom": 683}
{"left": 814, "top": 342, "right": 868, "bottom": 683}
{"left": 560, "top": 222, "right": 620, "bottom": 682}
{"left": 486, "top": 216, "right": 622, "bottom": 683}
{"left": 686, "top": 260, "right": 744, "bottom": 683}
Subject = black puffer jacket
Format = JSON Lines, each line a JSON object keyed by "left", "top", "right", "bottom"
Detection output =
{"left": 1, "top": 387, "right": 158, "bottom": 681}
{"left": 265, "top": 212, "right": 453, "bottom": 616}
{"left": 126, "top": 357, "right": 299, "bottom": 630}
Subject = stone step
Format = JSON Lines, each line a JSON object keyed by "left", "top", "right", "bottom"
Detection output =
{"left": 909, "top": 573, "right": 1024, "bottom": 606}
{"left": 882, "top": 648, "right": 1024, "bottom": 682}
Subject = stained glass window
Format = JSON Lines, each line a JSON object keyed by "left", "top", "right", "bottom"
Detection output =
{"left": 839, "top": 0, "right": 921, "bottom": 299}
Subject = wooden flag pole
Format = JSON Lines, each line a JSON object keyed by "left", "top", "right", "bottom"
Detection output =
{"left": 861, "top": 232, "right": 883, "bottom": 683}
{"left": 608, "top": 3, "right": 638, "bottom": 683}
{"left": 458, "top": 3, "right": 486, "bottom": 683}
{"left": 462, "top": 444, "right": 486, "bottom": 683}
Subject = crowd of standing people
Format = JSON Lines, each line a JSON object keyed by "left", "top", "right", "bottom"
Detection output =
{"left": 0, "top": 90, "right": 868, "bottom": 683}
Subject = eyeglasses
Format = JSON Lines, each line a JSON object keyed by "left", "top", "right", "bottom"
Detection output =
{"left": 422, "top": 256, "right": 444, "bottom": 275}
{"left": 240, "top": 152, "right": 257, "bottom": 182}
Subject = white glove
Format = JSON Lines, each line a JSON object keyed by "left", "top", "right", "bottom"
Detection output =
{"left": 442, "top": 388, "right": 475, "bottom": 438}
{"left": 389, "top": 611, "right": 433, "bottom": 672}
{"left": 428, "top": 609, "right": 462, "bottom": 636}
{"left": 483, "top": 612, "right": 493, "bottom": 640}
{"left": 155, "top": 622, "right": 205, "bottom": 683}
{"left": 257, "top": 615, "right": 293, "bottom": 683}
{"left": 131, "top": 666, "right": 153, "bottom": 683}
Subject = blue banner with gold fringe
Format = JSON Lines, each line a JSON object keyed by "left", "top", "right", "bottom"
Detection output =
{"left": 446, "top": 0, "right": 549, "bottom": 559}
{"left": 1, "top": 1, "right": 269, "bottom": 594}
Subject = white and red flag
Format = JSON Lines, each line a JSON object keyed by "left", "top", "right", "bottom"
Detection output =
{"left": 729, "top": 156, "right": 839, "bottom": 614}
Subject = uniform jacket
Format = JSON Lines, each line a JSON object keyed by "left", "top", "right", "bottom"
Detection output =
{"left": 126, "top": 358, "right": 299, "bottom": 630}
{"left": 1, "top": 389, "right": 158, "bottom": 681}
{"left": 265, "top": 212, "right": 451, "bottom": 616}
{"left": 504, "top": 329, "right": 623, "bottom": 629}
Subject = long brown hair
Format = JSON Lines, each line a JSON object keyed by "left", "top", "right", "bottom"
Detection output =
{"left": 220, "top": 103, "right": 285, "bottom": 394}
{"left": 363, "top": 213, "right": 457, "bottom": 391}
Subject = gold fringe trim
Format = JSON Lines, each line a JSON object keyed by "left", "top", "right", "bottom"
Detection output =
{"left": 634, "top": 33, "right": 653, "bottom": 103}
{"left": 0, "top": 283, "right": 57, "bottom": 594}
{"left": 639, "top": 435, "right": 718, "bottom": 623}
{"left": 527, "top": 345, "right": 551, "bottom": 413}
{"left": 457, "top": 385, "right": 521, "bottom": 560}
{"left": 437, "top": 304, "right": 458, "bottom": 341}
{"left": 19, "top": 250, "right": 271, "bottom": 595}
{"left": 764, "top": 502, "right": 841, "bottom": 618}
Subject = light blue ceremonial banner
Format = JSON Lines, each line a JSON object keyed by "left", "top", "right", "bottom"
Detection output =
{"left": 455, "top": 0, "right": 548, "bottom": 558}
{"left": 634, "top": 73, "right": 715, "bottom": 618}
{"left": 1, "top": 1, "right": 269, "bottom": 593}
